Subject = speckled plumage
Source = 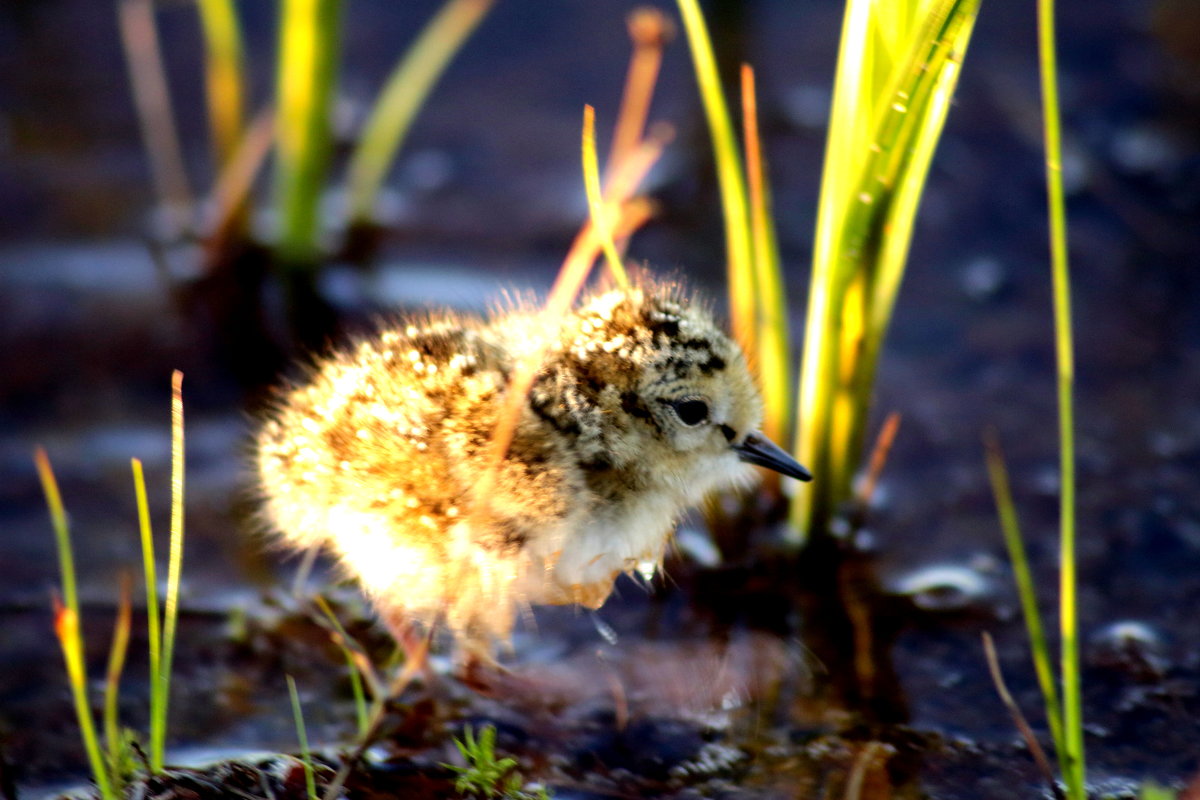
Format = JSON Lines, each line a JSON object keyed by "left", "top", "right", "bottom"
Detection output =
{"left": 255, "top": 280, "right": 810, "bottom": 660}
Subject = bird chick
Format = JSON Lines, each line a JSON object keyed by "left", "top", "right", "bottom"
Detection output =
{"left": 255, "top": 280, "right": 811, "bottom": 662}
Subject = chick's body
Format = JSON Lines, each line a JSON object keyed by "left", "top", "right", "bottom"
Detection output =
{"left": 256, "top": 282, "right": 808, "bottom": 658}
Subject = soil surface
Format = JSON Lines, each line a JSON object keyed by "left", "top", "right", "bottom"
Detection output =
{"left": 3, "top": 0, "right": 1200, "bottom": 798}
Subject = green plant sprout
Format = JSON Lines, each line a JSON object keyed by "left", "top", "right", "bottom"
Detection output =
{"left": 287, "top": 675, "right": 319, "bottom": 800}
{"left": 443, "top": 725, "right": 550, "bottom": 800}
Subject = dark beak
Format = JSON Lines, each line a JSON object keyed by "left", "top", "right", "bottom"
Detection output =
{"left": 734, "top": 432, "right": 813, "bottom": 482}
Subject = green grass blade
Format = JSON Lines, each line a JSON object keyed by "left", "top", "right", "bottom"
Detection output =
{"left": 35, "top": 449, "right": 117, "bottom": 800}
{"left": 287, "top": 675, "right": 319, "bottom": 800}
{"left": 984, "top": 434, "right": 1066, "bottom": 760}
{"left": 346, "top": 0, "right": 493, "bottom": 226}
{"left": 673, "top": 0, "right": 755, "bottom": 354}
{"left": 740, "top": 64, "right": 790, "bottom": 447}
{"left": 1036, "top": 0, "right": 1083, "bottom": 793}
{"left": 274, "top": 0, "right": 343, "bottom": 266}
{"left": 196, "top": 0, "right": 245, "bottom": 170}
{"left": 132, "top": 457, "right": 165, "bottom": 772}
{"left": 582, "top": 105, "right": 629, "bottom": 289}
{"left": 152, "top": 371, "right": 186, "bottom": 771}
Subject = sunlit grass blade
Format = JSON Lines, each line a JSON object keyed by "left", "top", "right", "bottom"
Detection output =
{"left": 740, "top": 64, "right": 790, "bottom": 448}
{"left": 608, "top": 9, "right": 673, "bottom": 190}
{"left": 791, "top": 0, "right": 981, "bottom": 541}
{"left": 274, "top": 0, "right": 343, "bottom": 266}
{"left": 312, "top": 595, "right": 375, "bottom": 734}
{"left": 103, "top": 573, "right": 133, "bottom": 785}
{"left": 116, "top": 0, "right": 194, "bottom": 234}
{"left": 196, "top": 0, "right": 246, "bottom": 171}
{"left": 287, "top": 675, "right": 319, "bottom": 800}
{"left": 346, "top": 0, "right": 494, "bottom": 227}
{"left": 149, "top": 370, "right": 187, "bottom": 772}
{"left": 673, "top": 0, "right": 755, "bottom": 356}
{"left": 131, "top": 457, "right": 165, "bottom": 773}
{"left": 1037, "top": 0, "right": 1083, "bottom": 793}
{"left": 582, "top": 105, "right": 629, "bottom": 289}
{"left": 35, "top": 449, "right": 117, "bottom": 800}
{"left": 673, "top": 2, "right": 790, "bottom": 478}
{"left": 984, "top": 433, "right": 1065, "bottom": 761}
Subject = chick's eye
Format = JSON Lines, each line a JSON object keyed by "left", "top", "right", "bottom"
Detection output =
{"left": 668, "top": 398, "right": 710, "bottom": 426}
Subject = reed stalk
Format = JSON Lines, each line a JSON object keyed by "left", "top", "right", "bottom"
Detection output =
{"left": 196, "top": 0, "right": 246, "bottom": 170}
{"left": 673, "top": 0, "right": 790, "bottom": 452}
{"left": 35, "top": 449, "right": 117, "bottom": 800}
{"left": 274, "top": 0, "right": 343, "bottom": 266}
{"left": 1036, "top": 0, "right": 1083, "bottom": 792}
{"left": 346, "top": 0, "right": 494, "bottom": 226}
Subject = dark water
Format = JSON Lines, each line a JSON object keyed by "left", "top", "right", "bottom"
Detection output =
{"left": 3, "top": 0, "right": 1199, "bottom": 797}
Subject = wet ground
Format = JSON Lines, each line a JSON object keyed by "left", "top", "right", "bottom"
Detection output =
{"left": 3, "top": 0, "right": 1200, "bottom": 797}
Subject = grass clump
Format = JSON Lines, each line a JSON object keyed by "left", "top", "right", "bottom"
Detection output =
{"left": 443, "top": 725, "right": 550, "bottom": 800}
{"left": 791, "top": 0, "right": 982, "bottom": 540}
{"left": 35, "top": 371, "right": 189, "bottom": 793}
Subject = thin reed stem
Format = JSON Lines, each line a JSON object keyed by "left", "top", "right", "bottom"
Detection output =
{"left": 984, "top": 433, "right": 1066, "bottom": 758}
{"left": 287, "top": 675, "right": 319, "bottom": 800}
{"left": 274, "top": 0, "right": 343, "bottom": 266}
{"left": 347, "top": 0, "right": 493, "bottom": 226}
{"left": 673, "top": 0, "right": 755, "bottom": 353}
{"left": 582, "top": 105, "right": 629, "bottom": 289}
{"left": 117, "top": 0, "right": 194, "bottom": 233}
{"left": 1037, "top": 0, "right": 1083, "bottom": 793}
{"left": 103, "top": 574, "right": 134, "bottom": 782}
{"left": 740, "top": 64, "right": 790, "bottom": 447}
{"left": 196, "top": 0, "right": 246, "bottom": 170}
{"left": 36, "top": 449, "right": 117, "bottom": 800}
{"left": 132, "top": 457, "right": 165, "bottom": 772}
{"left": 151, "top": 371, "right": 186, "bottom": 772}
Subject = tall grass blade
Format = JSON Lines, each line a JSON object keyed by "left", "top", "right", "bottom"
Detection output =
{"left": 131, "top": 457, "right": 165, "bottom": 772}
{"left": 608, "top": 9, "right": 672, "bottom": 188}
{"left": 673, "top": 0, "right": 755, "bottom": 353}
{"left": 582, "top": 105, "right": 629, "bottom": 289}
{"left": 150, "top": 371, "right": 187, "bottom": 771}
{"left": 984, "top": 433, "right": 1066, "bottom": 763}
{"left": 791, "top": 0, "right": 980, "bottom": 541}
{"left": 274, "top": 0, "right": 343, "bottom": 266}
{"left": 740, "top": 64, "right": 790, "bottom": 448}
{"left": 1036, "top": 0, "right": 1083, "bottom": 793}
{"left": 117, "top": 0, "right": 194, "bottom": 233}
{"left": 103, "top": 573, "right": 133, "bottom": 784}
{"left": 196, "top": 0, "right": 246, "bottom": 170}
{"left": 287, "top": 675, "right": 319, "bottom": 800}
{"left": 674, "top": 2, "right": 791, "bottom": 462}
{"left": 346, "top": 0, "right": 493, "bottom": 227}
{"left": 35, "top": 449, "right": 117, "bottom": 800}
